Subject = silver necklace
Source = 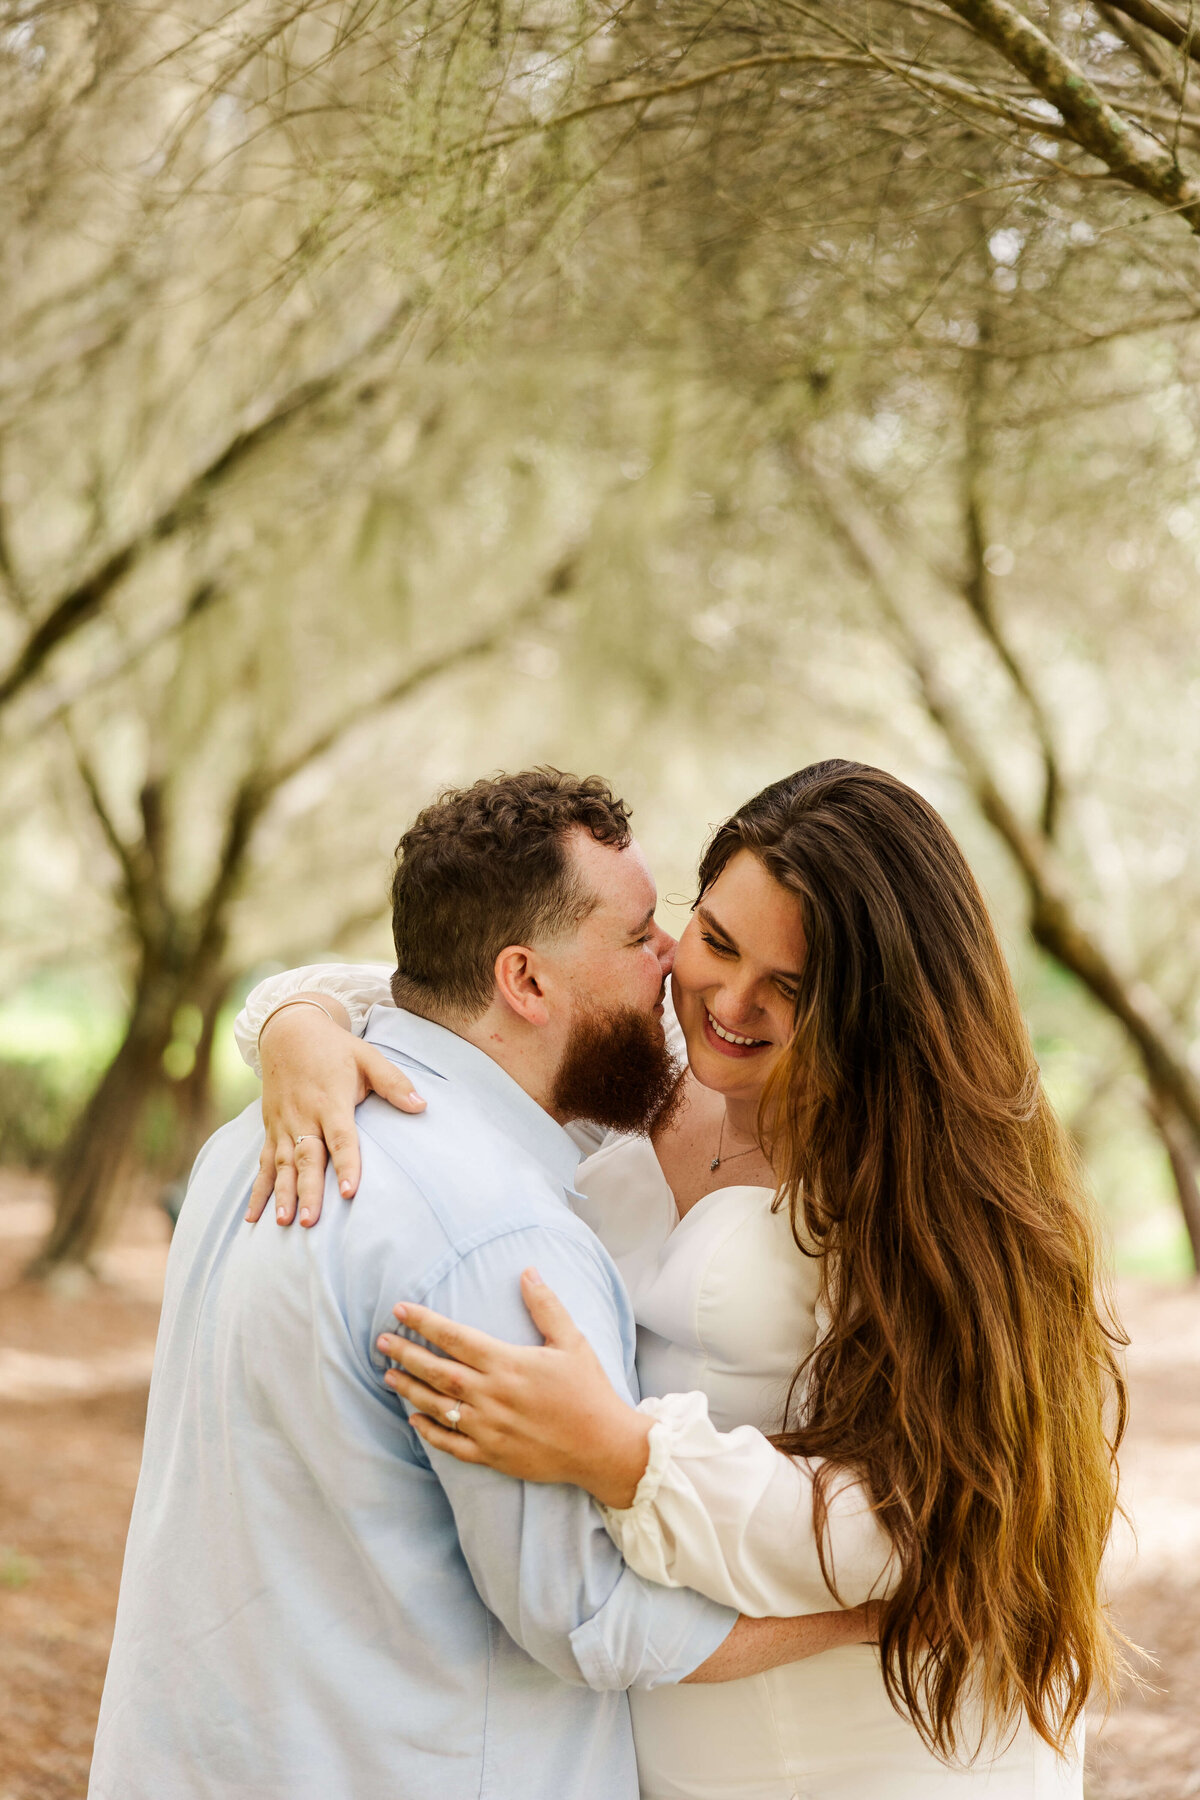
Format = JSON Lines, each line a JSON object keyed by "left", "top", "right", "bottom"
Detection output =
{"left": 710, "top": 1112, "right": 761, "bottom": 1173}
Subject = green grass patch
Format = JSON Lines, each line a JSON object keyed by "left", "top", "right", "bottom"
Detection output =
{"left": 0, "top": 973, "right": 261, "bottom": 1167}
{"left": 1111, "top": 1205, "right": 1195, "bottom": 1281}
{"left": 0, "top": 1549, "right": 38, "bottom": 1590}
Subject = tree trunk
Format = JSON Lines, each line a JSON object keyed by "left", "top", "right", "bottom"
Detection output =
{"left": 169, "top": 979, "right": 231, "bottom": 1173}
{"left": 34, "top": 941, "right": 237, "bottom": 1272}
{"left": 34, "top": 975, "right": 177, "bottom": 1272}
{"left": 1146, "top": 1086, "right": 1200, "bottom": 1274}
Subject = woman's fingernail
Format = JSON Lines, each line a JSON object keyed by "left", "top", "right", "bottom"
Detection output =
{"left": 340, "top": 1180, "right": 353, "bottom": 1196}
{"left": 403, "top": 1096, "right": 426, "bottom": 1111}
{"left": 393, "top": 1304, "right": 407, "bottom": 1322}
{"left": 299, "top": 1209, "right": 310, "bottom": 1224}
{"left": 276, "top": 1207, "right": 286, "bottom": 1222}
{"left": 525, "top": 1266, "right": 544, "bottom": 1286}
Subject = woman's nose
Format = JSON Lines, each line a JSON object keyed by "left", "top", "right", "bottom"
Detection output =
{"left": 714, "top": 982, "right": 761, "bottom": 1027}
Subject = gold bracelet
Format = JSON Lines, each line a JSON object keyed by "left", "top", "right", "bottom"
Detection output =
{"left": 256, "top": 996, "right": 339, "bottom": 1053}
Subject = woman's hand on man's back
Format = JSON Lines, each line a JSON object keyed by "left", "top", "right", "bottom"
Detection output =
{"left": 245, "top": 994, "right": 425, "bottom": 1227}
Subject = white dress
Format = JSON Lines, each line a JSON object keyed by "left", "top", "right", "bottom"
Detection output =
{"left": 577, "top": 1134, "right": 1083, "bottom": 1800}
{"left": 236, "top": 967, "right": 1084, "bottom": 1800}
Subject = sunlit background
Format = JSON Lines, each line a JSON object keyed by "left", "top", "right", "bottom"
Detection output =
{"left": 2, "top": 3, "right": 1199, "bottom": 1795}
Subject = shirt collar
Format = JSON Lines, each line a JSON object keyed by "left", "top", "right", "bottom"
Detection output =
{"left": 364, "top": 1004, "right": 584, "bottom": 1196}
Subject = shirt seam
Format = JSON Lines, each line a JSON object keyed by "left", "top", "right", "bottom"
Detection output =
{"left": 413, "top": 1219, "right": 616, "bottom": 1311}
{"left": 365, "top": 1212, "right": 616, "bottom": 1400}
{"left": 355, "top": 1112, "right": 619, "bottom": 1389}
{"left": 478, "top": 1608, "right": 494, "bottom": 1800}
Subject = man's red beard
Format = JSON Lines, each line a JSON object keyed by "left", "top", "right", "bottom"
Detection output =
{"left": 551, "top": 1002, "right": 685, "bottom": 1137}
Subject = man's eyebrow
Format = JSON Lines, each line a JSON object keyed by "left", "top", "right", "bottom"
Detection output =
{"left": 696, "top": 904, "right": 802, "bottom": 982}
{"left": 628, "top": 904, "right": 657, "bottom": 938}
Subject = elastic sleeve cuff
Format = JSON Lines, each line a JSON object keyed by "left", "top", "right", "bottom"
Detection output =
{"left": 232, "top": 962, "right": 394, "bottom": 1075}
{"left": 601, "top": 1391, "right": 710, "bottom": 1524}
{"left": 628, "top": 1411, "right": 673, "bottom": 1510}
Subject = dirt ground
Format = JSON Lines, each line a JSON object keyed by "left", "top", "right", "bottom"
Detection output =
{"left": 0, "top": 1172, "right": 1197, "bottom": 1800}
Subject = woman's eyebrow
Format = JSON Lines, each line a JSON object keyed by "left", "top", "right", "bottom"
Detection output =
{"left": 696, "top": 904, "right": 736, "bottom": 945}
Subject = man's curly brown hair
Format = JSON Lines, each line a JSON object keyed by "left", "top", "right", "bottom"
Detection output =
{"left": 389, "top": 768, "right": 632, "bottom": 1019}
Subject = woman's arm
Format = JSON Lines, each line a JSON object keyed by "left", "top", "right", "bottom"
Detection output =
{"left": 233, "top": 962, "right": 395, "bottom": 1076}
{"left": 379, "top": 1272, "right": 897, "bottom": 1619}
{"left": 683, "top": 1605, "right": 879, "bottom": 1681}
{"left": 595, "top": 1390, "right": 895, "bottom": 1615}
{"left": 237, "top": 964, "right": 425, "bottom": 1226}
{"left": 237, "top": 962, "right": 613, "bottom": 1223}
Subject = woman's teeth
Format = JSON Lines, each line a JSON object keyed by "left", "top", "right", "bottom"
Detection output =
{"left": 706, "top": 1009, "right": 768, "bottom": 1048}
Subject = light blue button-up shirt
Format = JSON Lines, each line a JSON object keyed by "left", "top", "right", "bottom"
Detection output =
{"left": 89, "top": 1007, "right": 734, "bottom": 1800}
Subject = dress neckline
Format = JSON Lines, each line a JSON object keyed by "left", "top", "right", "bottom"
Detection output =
{"left": 626, "top": 1133, "right": 774, "bottom": 1232}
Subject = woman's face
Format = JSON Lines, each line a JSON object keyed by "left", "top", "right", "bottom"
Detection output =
{"left": 671, "top": 849, "right": 805, "bottom": 1105}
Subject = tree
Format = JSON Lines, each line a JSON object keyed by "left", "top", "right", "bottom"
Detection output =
{"left": 804, "top": 456, "right": 1200, "bottom": 1267}
{"left": 5, "top": 0, "right": 1199, "bottom": 1279}
{"left": 37, "top": 564, "right": 573, "bottom": 1271}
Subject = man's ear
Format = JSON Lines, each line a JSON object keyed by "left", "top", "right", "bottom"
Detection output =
{"left": 493, "top": 945, "right": 551, "bottom": 1027}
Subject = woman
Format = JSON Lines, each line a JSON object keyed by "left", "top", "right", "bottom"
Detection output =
{"left": 237, "top": 760, "right": 1126, "bottom": 1797}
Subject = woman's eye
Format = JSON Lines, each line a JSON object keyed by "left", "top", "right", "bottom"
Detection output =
{"left": 700, "top": 933, "right": 734, "bottom": 957}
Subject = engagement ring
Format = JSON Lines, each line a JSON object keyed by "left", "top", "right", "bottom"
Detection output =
{"left": 445, "top": 1404, "right": 463, "bottom": 1429}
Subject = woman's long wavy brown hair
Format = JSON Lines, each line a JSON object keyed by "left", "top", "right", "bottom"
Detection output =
{"left": 698, "top": 760, "right": 1127, "bottom": 1760}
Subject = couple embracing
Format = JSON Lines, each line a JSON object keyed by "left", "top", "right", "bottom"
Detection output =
{"left": 89, "top": 761, "right": 1124, "bottom": 1800}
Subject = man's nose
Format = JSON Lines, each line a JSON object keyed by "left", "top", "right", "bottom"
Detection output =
{"left": 653, "top": 925, "right": 677, "bottom": 975}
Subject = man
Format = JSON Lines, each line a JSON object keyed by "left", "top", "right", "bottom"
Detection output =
{"left": 90, "top": 770, "right": 864, "bottom": 1800}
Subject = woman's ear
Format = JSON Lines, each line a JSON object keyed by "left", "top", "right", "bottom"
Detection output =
{"left": 493, "top": 945, "right": 551, "bottom": 1026}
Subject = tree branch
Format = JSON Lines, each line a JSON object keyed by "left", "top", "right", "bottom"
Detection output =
{"left": 959, "top": 315, "right": 1062, "bottom": 835}
{"left": 0, "top": 304, "right": 409, "bottom": 713}
{"left": 192, "top": 551, "right": 581, "bottom": 956}
{"left": 942, "top": 0, "right": 1200, "bottom": 228}
{"left": 474, "top": 52, "right": 868, "bottom": 146}
{"left": 1097, "top": 2, "right": 1188, "bottom": 103}
{"left": 2, "top": 579, "right": 225, "bottom": 742}
{"left": 1101, "top": 0, "right": 1200, "bottom": 63}
{"left": 805, "top": 460, "right": 1200, "bottom": 1165}
{"left": 262, "top": 571, "right": 573, "bottom": 800}
{"left": 0, "top": 496, "right": 31, "bottom": 616}
{"left": 61, "top": 724, "right": 164, "bottom": 952}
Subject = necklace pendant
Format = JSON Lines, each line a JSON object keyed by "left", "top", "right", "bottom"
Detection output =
{"left": 709, "top": 1156, "right": 721, "bottom": 1171}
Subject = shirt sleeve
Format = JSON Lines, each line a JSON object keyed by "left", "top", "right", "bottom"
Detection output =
{"left": 389, "top": 1225, "right": 736, "bottom": 1691}
{"left": 599, "top": 1390, "right": 897, "bottom": 1616}
{"left": 232, "top": 962, "right": 395, "bottom": 1076}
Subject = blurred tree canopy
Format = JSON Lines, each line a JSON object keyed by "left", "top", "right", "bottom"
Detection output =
{"left": 1, "top": 0, "right": 1198, "bottom": 1272}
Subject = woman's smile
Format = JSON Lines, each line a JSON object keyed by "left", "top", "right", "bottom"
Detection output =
{"left": 670, "top": 850, "right": 806, "bottom": 1095}
{"left": 701, "top": 1007, "right": 772, "bottom": 1058}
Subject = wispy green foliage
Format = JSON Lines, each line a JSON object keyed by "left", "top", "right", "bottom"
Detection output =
{"left": 1, "top": 0, "right": 1198, "bottom": 1270}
